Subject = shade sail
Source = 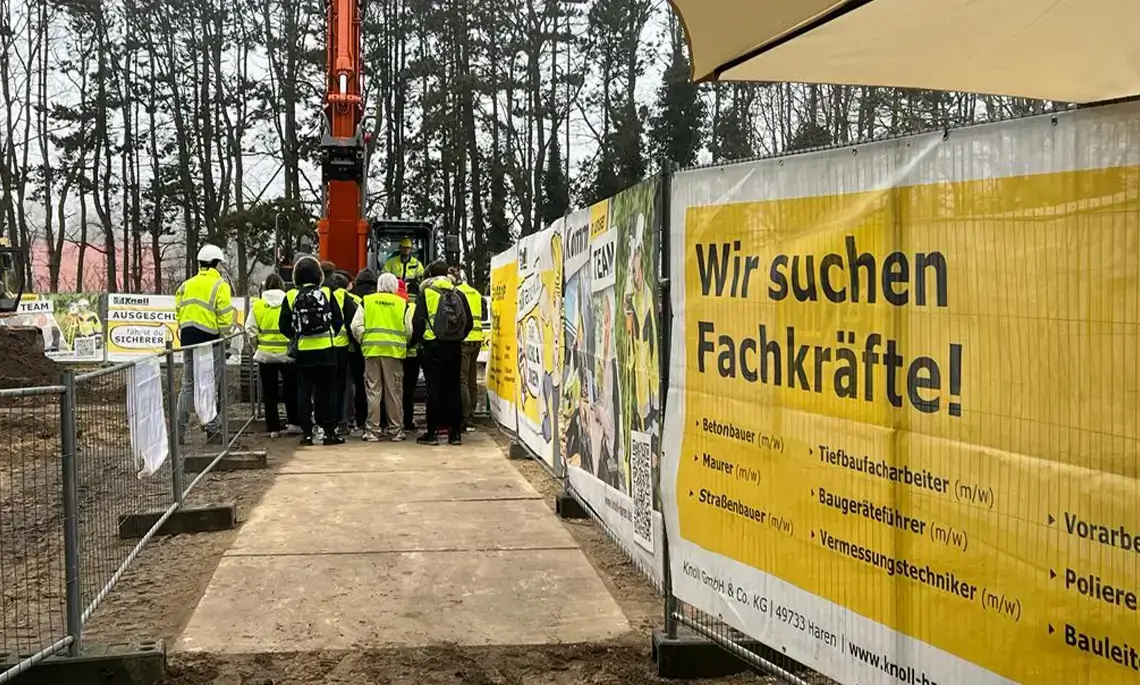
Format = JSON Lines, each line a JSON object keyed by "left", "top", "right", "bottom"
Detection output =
{"left": 671, "top": 0, "right": 1140, "bottom": 103}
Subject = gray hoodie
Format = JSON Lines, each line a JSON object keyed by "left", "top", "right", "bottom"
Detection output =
{"left": 245, "top": 289, "right": 292, "bottom": 364}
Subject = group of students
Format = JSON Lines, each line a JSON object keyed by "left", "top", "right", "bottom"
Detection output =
{"left": 243, "top": 253, "right": 486, "bottom": 447}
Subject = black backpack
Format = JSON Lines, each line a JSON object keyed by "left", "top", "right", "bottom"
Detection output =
{"left": 430, "top": 285, "right": 469, "bottom": 342}
{"left": 293, "top": 285, "right": 334, "bottom": 338}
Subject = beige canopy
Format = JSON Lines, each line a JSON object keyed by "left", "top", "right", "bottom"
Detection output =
{"left": 670, "top": 0, "right": 1140, "bottom": 103}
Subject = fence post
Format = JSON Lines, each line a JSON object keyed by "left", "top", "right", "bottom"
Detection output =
{"left": 167, "top": 341, "right": 183, "bottom": 505}
{"left": 60, "top": 371, "right": 82, "bottom": 657}
{"left": 658, "top": 159, "right": 678, "bottom": 639}
{"left": 219, "top": 339, "right": 230, "bottom": 448}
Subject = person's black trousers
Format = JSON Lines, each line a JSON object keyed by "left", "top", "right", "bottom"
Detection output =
{"left": 297, "top": 364, "right": 338, "bottom": 437}
{"left": 348, "top": 350, "right": 367, "bottom": 429}
{"left": 402, "top": 353, "right": 422, "bottom": 430}
{"left": 423, "top": 341, "right": 462, "bottom": 440}
{"left": 334, "top": 347, "right": 350, "bottom": 426}
{"left": 259, "top": 362, "right": 298, "bottom": 432}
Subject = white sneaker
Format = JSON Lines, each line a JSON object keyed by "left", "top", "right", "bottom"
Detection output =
{"left": 362, "top": 432, "right": 382, "bottom": 442}
{"left": 269, "top": 431, "right": 281, "bottom": 438}
{"left": 285, "top": 425, "right": 303, "bottom": 436}
{"left": 391, "top": 431, "right": 406, "bottom": 442}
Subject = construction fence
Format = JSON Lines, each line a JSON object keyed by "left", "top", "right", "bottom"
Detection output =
{"left": 487, "top": 99, "right": 1140, "bottom": 685}
{"left": 0, "top": 333, "right": 260, "bottom": 683}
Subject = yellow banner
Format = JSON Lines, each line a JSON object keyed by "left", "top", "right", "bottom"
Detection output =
{"left": 106, "top": 293, "right": 246, "bottom": 362}
{"left": 487, "top": 249, "right": 519, "bottom": 425}
{"left": 672, "top": 163, "right": 1140, "bottom": 684}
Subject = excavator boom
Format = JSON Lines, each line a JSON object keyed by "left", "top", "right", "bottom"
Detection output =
{"left": 317, "top": 0, "right": 369, "bottom": 273}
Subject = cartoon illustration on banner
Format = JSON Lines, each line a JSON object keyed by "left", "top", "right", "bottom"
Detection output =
{"left": 662, "top": 103, "right": 1140, "bottom": 685}
{"left": 515, "top": 225, "right": 562, "bottom": 466}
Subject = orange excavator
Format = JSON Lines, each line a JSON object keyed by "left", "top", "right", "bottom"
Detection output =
{"left": 311, "top": 0, "right": 459, "bottom": 278}
{"left": 316, "top": 0, "right": 369, "bottom": 273}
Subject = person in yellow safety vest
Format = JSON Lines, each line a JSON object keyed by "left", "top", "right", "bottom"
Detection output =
{"left": 383, "top": 237, "right": 425, "bottom": 284}
{"left": 454, "top": 268, "right": 486, "bottom": 429}
{"left": 279, "top": 256, "right": 346, "bottom": 446}
{"left": 409, "top": 261, "right": 473, "bottom": 446}
{"left": 350, "top": 272, "right": 408, "bottom": 442}
{"left": 62, "top": 302, "right": 81, "bottom": 346}
{"left": 401, "top": 299, "right": 421, "bottom": 432}
{"left": 343, "top": 270, "right": 369, "bottom": 435}
{"left": 174, "top": 244, "right": 235, "bottom": 445}
{"left": 245, "top": 272, "right": 301, "bottom": 438}
{"left": 75, "top": 298, "right": 100, "bottom": 337}
{"left": 327, "top": 271, "right": 361, "bottom": 435}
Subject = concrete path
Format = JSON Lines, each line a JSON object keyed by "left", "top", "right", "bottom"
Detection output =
{"left": 174, "top": 432, "right": 630, "bottom": 653}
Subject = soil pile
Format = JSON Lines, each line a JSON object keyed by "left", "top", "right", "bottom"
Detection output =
{"left": 0, "top": 326, "right": 60, "bottom": 389}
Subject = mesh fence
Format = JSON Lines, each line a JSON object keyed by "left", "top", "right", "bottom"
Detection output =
{"left": 0, "top": 332, "right": 260, "bottom": 682}
{"left": 73, "top": 359, "right": 175, "bottom": 616}
{"left": 0, "top": 387, "right": 67, "bottom": 660}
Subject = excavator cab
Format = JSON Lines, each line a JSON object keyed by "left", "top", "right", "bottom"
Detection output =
{"left": 367, "top": 219, "right": 435, "bottom": 297}
{"left": 0, "top": 240, "right": 27, "bottom": 314}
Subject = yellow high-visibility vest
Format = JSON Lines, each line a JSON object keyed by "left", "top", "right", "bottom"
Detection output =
{"left": 332, "top": 288, "right": 350, "bottom": 348}
{"left": 175, "top": 267, "right": 234, "bottom": 336}
{"left": 285, "top": 286, "right": 335, "bottom": 352}
{"left": 252, "top": 298, "right": 289, "bottom": 354}
{"left": 384, "top": 255, "right": 425, "bottom": 281}
{"left": 457, "top": 283, "right": 483, "bottom": 343}
{"left": 423, "top": 279, "right": 457, "bottom": 342}
{"left": 360, "top": 292, "right": 407, "bottom": 359}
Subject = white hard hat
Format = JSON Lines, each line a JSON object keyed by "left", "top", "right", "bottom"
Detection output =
{"left": 78, "top": 298, "right": 89, "bottom": 307}
{"left": 197, "top": 244, "right": 225, "bottom": 263}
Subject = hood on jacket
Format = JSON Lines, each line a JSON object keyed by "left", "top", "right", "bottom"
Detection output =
{"left": 260, "top": 289, "right": 286, "bottom": 307}
{"left": 354, "top": 269, "right": 378, "bottom": 296}
{"left": 419, "top": 275, "right": 453, "bottom": 293}
{"left": 293, "top": 257, "right": 322, "bottom": 287}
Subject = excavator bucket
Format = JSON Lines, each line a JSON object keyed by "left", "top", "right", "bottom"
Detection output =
{"left": 0, "top": 245, "right": 27, "bottom": 314}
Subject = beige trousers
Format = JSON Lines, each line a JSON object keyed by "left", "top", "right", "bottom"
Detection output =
{"left": 365, "top": 356, "right": 404, "bottom": 435}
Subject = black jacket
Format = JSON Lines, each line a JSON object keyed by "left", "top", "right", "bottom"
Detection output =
{"left": 279, "top": 259, "right": 343, "bottom": 367}
{"left": 410, "top": 276, "right": 473, "bottom": 347}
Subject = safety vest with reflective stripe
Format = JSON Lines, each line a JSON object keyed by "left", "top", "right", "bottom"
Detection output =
{"left": 384, "top": 255, "right": 425, "bottom": 281}
{"left": 285, "top": 286, "right": 335, "bottom": 352}
{"left": 252, "top": 297, "right": 289, "bottom": 354}
{"left": 360, "top": 292, "right": 407, "bottom": 359}
{"left": 406, "top": 302, "right": 418, "bottom": 358}
{"left": 457, "top": 283, "right": 483, "bottom": 343}
{"left": 175, "top": 267, "right": 233, "bottom": 337}
{"left": 422, "top": 279, "right": 457, "bottom": 342}
{"left": 332, "top": 288, "right": 350, "bottom": 348}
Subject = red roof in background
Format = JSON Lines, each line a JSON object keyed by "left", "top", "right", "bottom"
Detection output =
{"left": 28, "top": 240, "right": 159, "bottom": 293}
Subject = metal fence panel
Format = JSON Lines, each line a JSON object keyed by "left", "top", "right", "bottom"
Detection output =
{"left": 0, "top": 387, "right": 68, "bottom": 661}
{"left": 1, "top": 332, "right": 260, "bottom": 683}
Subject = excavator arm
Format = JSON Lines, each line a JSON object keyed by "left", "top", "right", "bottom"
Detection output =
{"left": 317, "top": 0, "right": 369, "bottom": 272}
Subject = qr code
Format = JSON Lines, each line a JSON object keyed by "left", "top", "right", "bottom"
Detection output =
{"left": 74, "top": 336, "right": 97, "bottom": 360}
{"left": 630, "top": 430, "right": 654, "bottom": 552}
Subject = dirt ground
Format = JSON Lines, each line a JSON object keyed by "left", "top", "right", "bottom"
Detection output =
{"left": 21, "top": 418, "right": 766, "bottom": 685}
{"left": 0, "top": 327, "right": 55, "bottom": 389}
